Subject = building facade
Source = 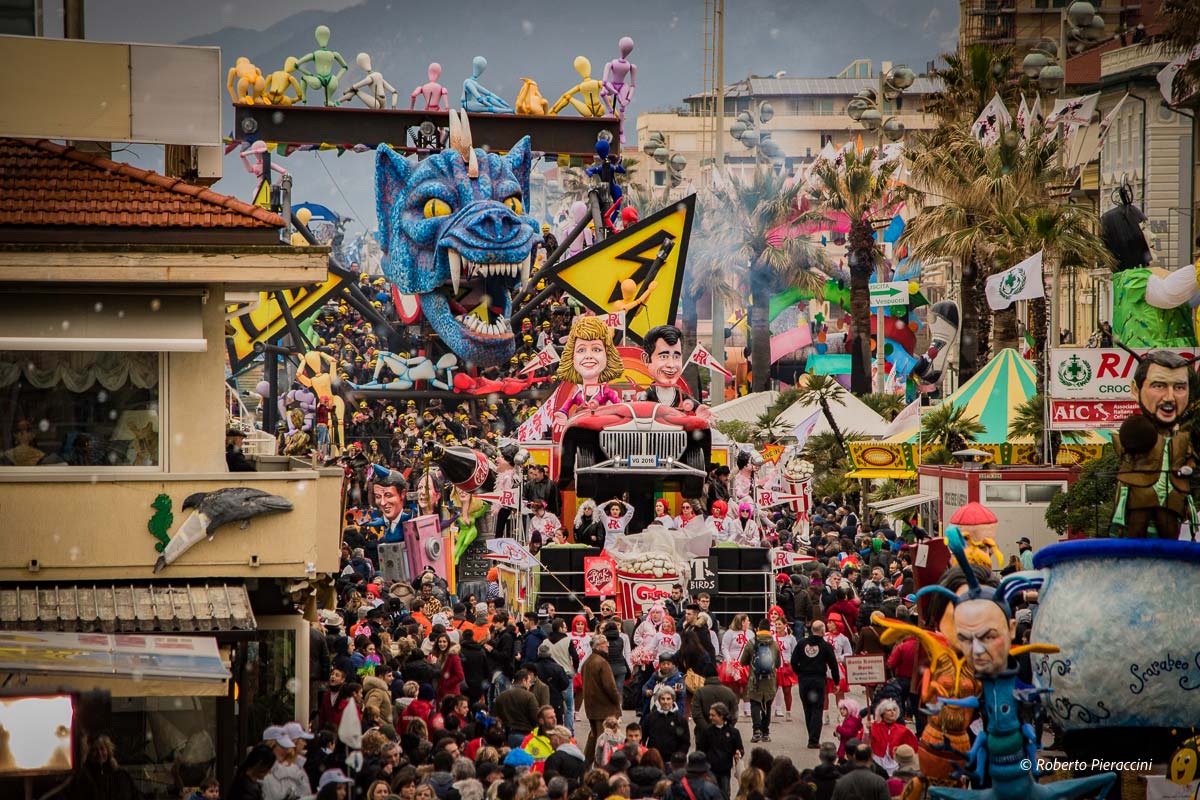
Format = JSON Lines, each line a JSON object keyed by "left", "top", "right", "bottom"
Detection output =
{"left": 0, "top": 38, "right": 341, "bottom": 798}
{"left": 632, "top": 60, "right": 942, "bottom": 194}
{"left": 959, "top": 0, "right": 1147, "bottom": 54}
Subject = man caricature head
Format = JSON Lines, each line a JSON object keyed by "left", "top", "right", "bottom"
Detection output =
{"left": 1130, "top": 349, "right": 1200, "bottom": 430}
{"left": 372, "top": 466, "right": 407, "bottom": 523}
{"left": 641, "top": 325, "right": 684, "bottom": 387}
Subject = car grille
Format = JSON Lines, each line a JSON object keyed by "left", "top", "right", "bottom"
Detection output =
{"left": 600, "top": 430, "right": 688, "bottom": 461}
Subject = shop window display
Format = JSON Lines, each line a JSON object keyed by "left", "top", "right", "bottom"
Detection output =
{"left": 0, "top": 351, "right": 160, "bottom": 467}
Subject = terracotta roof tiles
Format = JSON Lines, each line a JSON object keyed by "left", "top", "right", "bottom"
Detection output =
{"left": 0, "top": 138, "right": 285, "bottom": 230}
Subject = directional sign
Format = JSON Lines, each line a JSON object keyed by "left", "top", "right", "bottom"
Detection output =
{"left": 869, "top": 281, "right": 910, "bottom": 308}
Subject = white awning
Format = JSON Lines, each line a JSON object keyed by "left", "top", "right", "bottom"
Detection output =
{"left": 0, "top": 292, "right": 206, "bottom": 351}
{"left": 868, "top": 493, "right": 937, "bottom": 516}
{"left": 0, "top": 630, "right": 230, "bottom": 696}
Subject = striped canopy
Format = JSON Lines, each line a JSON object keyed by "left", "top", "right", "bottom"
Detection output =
{"left": 946, "top": 348, "right": 1038, "bottom": 443}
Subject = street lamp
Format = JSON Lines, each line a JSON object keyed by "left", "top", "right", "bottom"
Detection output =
{"left": 730, "top": 100, "right": 785, "bottom": 171}
{"left": 1022, "top": 0, "right": 1106, "bottom": 356}
{"left": 844, "top": 62, "right": 915, "bottom": 392}
{"left": 643, "top": 130, "right": 688, "bottom": 201}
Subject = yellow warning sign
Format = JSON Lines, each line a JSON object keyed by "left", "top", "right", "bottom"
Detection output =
{"left": 549, "top": 195, "right": 694, "bottom": 344}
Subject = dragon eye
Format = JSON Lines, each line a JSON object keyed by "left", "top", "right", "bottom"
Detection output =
{"left": 424, "top": 198, "right": 452, "bottom": 219}
{"left": 504, "top": 196, "right": 524, "bottom": 215}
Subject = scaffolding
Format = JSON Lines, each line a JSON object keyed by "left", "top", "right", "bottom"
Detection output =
{"left": 960, "top": 0, "right": 1017, "bottom": 48}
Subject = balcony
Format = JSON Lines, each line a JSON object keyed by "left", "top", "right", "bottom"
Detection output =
{"left": 0, "top": 459, "right": 343, "bottom": 582}
{"left": 1100, "top": 42, "right": 1171, "bottom": 78}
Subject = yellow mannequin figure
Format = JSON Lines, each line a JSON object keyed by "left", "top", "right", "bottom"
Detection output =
{"left": 263, "top": 57, "right": 305, "bottom": 106}
{"left": 290, "top": 208, "right": 313, "bottom": 246}
{"left": 227, "top": 57, "right": 266, "bottom": 105}
{"left": 295, "top": 351, "right": 346, "bottom": 456}
{"left": 516, "top": 78, "right": 549, "bottom": 115}
{"left": 550, "top": 56, "right": 606, "bottom": 116}
{"left": 611, "top": 276, "right": 657, "bottom": 314}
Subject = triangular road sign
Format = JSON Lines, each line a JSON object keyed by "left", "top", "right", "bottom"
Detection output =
{"left": 545, "top": 195, "right": 695, "bottom": 344}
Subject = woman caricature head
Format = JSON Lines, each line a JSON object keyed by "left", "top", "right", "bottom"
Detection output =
{"left": 556, "top": 316, "right": 623, "bottom": 385}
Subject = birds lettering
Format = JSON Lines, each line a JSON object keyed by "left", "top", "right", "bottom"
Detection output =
{"left": 153, "top": 488, "right": 294, "bottom": 573}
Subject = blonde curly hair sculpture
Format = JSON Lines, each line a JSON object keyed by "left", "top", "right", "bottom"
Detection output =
{"left": 556, "top": 316, "right": 624, "bottom": 384}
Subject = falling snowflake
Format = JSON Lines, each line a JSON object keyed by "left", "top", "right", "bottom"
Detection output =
{"left": 521, "top": 20, "right": 534, "bottom": 35}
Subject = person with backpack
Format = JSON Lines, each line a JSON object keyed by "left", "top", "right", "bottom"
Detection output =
{"left": 738, "top": 619, "right": 780, "bottom": 743}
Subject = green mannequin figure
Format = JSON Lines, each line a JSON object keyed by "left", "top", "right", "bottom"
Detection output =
{"left": 296, "top": 25, "right": 348, "bottom": 106}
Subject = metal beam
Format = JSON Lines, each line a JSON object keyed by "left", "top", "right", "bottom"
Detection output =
{"left": 234, "top": 104, "right": 619, "bottom": 158}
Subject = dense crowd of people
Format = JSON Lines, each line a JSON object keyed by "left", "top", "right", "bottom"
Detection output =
{"left": 210, "top": 270, "right": 1030, "bottom": 800}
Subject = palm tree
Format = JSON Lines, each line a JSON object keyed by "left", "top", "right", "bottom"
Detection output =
{"left": 1161, "top": 0, "right": 1200, "bottom": 103}
{"left": 902, "top": 124, "right": 1109, "bottom": 371}
{"left": 1009, "top": 393, "right": 1085, "bottom": 465}
{"left": 860, "top": 392, "right": 906, "bottom": 422}
{"left": 785, "top": 374, "right": 849, "bottom": 460}
{"left": 681, "top": 191, "right": 739, "bottom": 395}
{"left": 924, "top": 45, "right": 1018, "bottom": 134}
{"left": 807, "top": 146, "right": 902, "bottom": 395}
{"left": 920, "top": 402, "right": 985, "bottom": 455}
{"left": 713, "top": 168, "right": 828, "bottom": 392}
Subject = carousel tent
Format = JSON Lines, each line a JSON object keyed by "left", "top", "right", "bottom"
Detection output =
{"left": 710, "top": 380, "right": 889, "bottom": 438}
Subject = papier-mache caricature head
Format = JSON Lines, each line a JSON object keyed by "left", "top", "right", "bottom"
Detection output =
{"left": 556, "top": 316, "right": 623, "bottom": 385}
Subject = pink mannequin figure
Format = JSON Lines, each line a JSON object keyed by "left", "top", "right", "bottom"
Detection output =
{"left": 411, "top": 62, "right": 449, "bottom": 111}
{"left": 602, "top": 37, "right": 637, "bottom": 116}
{"left": 239, "top": 141, "right": 287, "bottom": 178}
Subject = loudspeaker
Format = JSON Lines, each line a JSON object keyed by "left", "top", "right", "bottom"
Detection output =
{"left": 378, "top": 543, "right": 408, "bottom": 584}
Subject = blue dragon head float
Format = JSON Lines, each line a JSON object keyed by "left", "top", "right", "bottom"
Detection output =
{"left": 376, "top": 110, "right": 538, "bottom": 367}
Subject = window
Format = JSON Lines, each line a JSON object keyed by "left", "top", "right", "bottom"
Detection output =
{"left": 814, "top": 98, "right": 835, "bottom": 115}
{"left": 983, "top": 483, "right": 1022, "bottom": 503}
{"left": 653, "top": 170, "right": 666, "bottom": 187}
{"left": 1025, "top": 483, "right": 1064, "bottom": 503}
{"left": 0, "top": 351, "right": 161, "bottom": 467}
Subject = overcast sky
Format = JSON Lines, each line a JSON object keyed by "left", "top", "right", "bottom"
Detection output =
{"left": 32, "top": 0, "right": 959, "bottom": 234}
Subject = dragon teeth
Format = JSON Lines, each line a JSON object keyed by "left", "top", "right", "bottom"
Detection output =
{"left": 448, "top": 250, "right": 463, "bottom": 294}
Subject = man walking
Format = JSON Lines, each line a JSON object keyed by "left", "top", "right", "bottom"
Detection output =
{"left": 791, "top": 620, "right": 840, "bottom": 749}
{"left": 580, "top": 632, "right": 621, "bottom": 763}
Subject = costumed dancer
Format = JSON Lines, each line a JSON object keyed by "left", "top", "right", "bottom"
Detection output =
{"left": 719, "top": 614, "right": 751, "bottom": 715}
{"left": 600, "top": 499, "right": 635, "bottom": 552}
{"left": 648, "top": 616, "right": 681, "bottom": 669}
{"left": 553, "top": 316, "right": 624, "bottom": 422}
{"left": 771, "top": 614, "right": 798, "bottom": 720}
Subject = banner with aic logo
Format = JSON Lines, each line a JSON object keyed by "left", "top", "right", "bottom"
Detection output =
{"left": 1048, "top": 347, "right": 1200, "bottom": 430}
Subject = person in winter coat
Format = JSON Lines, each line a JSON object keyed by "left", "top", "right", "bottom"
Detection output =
{"left": 545, "top": 617, "right": 580, "bottom": 731}
{"left": 640, "top": 652, "right": 687, "bottom": 718}
{"left": 63, "top": 734, "right": 142, "bottom": 800}
{"left": 695, "top": 702, "right": 743, "bottom": 799}
{"left": 399, "top": 683, "right": 436, "bottom": 734}
{"left": 530, "top": 640, "right": 571, "bottom": 722}
{"left": 834, "top": 697, "right": 863, "bottom": 760}
{"left": 856, "top": 585, "right": 884, "bottom": 632}
{"left": 642, "top": 685, "right": 690, "bottom": 760}
{"left": 458, "top": 629, "right": 490, "bottom": 704}
{"left": 691, "top": 668, "right": 739, "bottom": 735}
{"left": 261, "top": 726, "right": 311, "bottom": 800}
{"left": 738, "top": 620, "right": 781, "bottom": 743}
{"left": 362, "top": 675, "right": 394, "bottom": 730}
{"left": 580, "top": 633, "right": 621, "bottom": 764}
{"left": 573, "top": 500, "right": 606, "bottom": 548}
{"left": 629, "top": 748, "right": 667, "bottom": 798}
{"left": 225, "top": 744, "right": 276, "bottom": 800}
{"left": 429, "top": 631, "right": 465, "bottom": 700}
{"left": 331, "top": 636, "right": 354, "bottom": 678}
{"left": 666, "top": 752, "right": 725, "bottom": 800}
{"left": 484, "top": 611, "right": 518, "bottom": 687}
{"left": 812, "top": 743, "right": 842, "bottom": 800}
{"left": 543, "top": 725, "right": 588, "bottom": 784}
{"left": 867, "top": 698, "right": 918, "bottom": 776}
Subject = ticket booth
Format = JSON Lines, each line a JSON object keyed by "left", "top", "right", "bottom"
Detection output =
{"left": 918, "top": 464, "right": 1079, "bottom": 554}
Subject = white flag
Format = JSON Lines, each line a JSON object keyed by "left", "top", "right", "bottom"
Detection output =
{"left": 1042, "top": 93, "right": 1099, "bottom": 143}
{"left": 518, "top": 343, "right": 560, "bottom": 376}
{"left": 972, "top": 92, "right": 1013, "bottom": 147}
{"left": 884, "top": 398, "right": 921, "bottom": 436}
{"left": 516, "top": 397, "right": 553, "bottom": 441}
{"left": 790, "top": 409, "right": 822, "bottom": 450}
{"left": 985, "top": 250, "right": 1045, "bottom": 311}
{"left": 1157, "top": 44, "right": 1200, "bottom": 105}
{"left": 1028, "top": 92, "right": 1045, "bottom": 140}
{"left": 687, "top": 343, "right": 733, "bottom": 378}
{"left": 1015, "top": 94, "right": 1029, "bottom": 136}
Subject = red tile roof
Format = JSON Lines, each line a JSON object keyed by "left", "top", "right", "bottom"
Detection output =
{"left": 0, "top": 138, "right": 285, "bottom": 230}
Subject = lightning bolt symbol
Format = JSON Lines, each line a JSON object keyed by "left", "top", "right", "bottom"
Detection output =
{"left": 608, "top": 230, "right": 674, "bottom": 303}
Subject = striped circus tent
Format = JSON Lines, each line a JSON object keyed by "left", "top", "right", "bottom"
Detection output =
{"left": 944, "top": 348, "right": 1038, "bottom": 443}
